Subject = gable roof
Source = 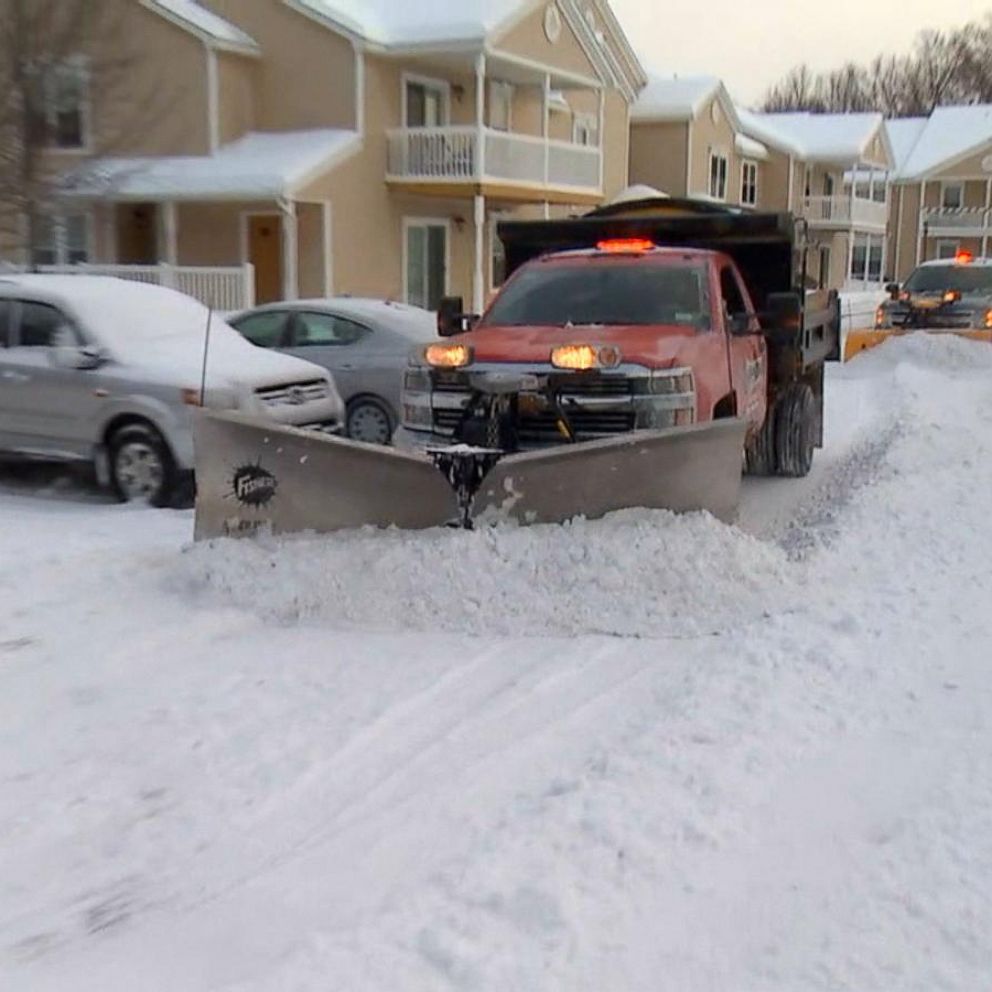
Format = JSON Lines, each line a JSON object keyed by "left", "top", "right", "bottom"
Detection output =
{"left": 63, "top": 129, "right": 361, "bottom": 201}
{"left": 632, "top": 75, "right": 722, "bottom": 122}
{"left": 141, "top": 0, "right": 260, "bottom": 54}
{"left": 755, "top": 112, "right": 888, "bottom": 164}
{"left": 893, "top": 105, "right": 992, "bottom": 180}
{"left": 289, "top": 0, "right": 530, "bottom": 47}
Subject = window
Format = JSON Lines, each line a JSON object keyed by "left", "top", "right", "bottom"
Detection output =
{"left": 489, "top": 81, "right": 513, "bottom": 131}
{"left": 0, "top": 300, "right": 11, "bottom": 347}
{"left": 30, "top": 213, "right": 90, "bottom": 266}
{"left": 32, "top": 59, "right": 88, "bottom": 149}
{"left": 573, "top": 114, "right": 597, "bottom": 147}
{"left": 481, "top": 262, "right": 711, "bottom": 329}
{"left": 293, "top": 312, "right": 369, "bottom": 346}
{"left": 850, "top": 234, "right": 868, "bottom": 281}
{"left": 936, "top": 239, "right": 960, "bottom": 260}
{"left": 804, "top": 167, "right": 812, "bottom": 199}
{"left": 708, "top": 151, "right": 728, "bottom": 200}
{"left": 404, "top": 77, "right": 448, "bottom": 127}
{"left": 740, "top": 160, "right": 758, "bottom": 206}
{"left": 823, "top": 173, "right": 835, "bottom": 197}
{"left": 17, "top": 302, "right": 72, "bottom": 348}
{"left": 405, "top": 222, "right": 447, "bottom": 311}
{"left": 941, "top": 183, "right": 964, "bottom": 210}
{"left": 867, "top": 239, "right": 883, "bottom": 282}
{"left": 233, "top": 311, "right": 288, "bottom": 348}
{"left": 818, "top": 247, "right": 831, "bottom": 290}
{"left": 720, "top": 267, "right": 747, "bottom": 321}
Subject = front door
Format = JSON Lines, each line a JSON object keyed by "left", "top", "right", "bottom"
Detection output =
{"left": 249, "top": 214, "right": 283, "bottom": 304}
{"left": 406, "top": 222, "right": 447, "bottom": 311}
{"left": 720, "top": 266, "right": 767, "bottom": 429}
{"left": 116, "top": 203, "right": 158, "bottom": 264}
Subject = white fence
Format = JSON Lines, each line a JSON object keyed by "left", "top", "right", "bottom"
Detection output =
{"left": 803, "top": 195, "right": 889, "bottom": 230}
{"left": 0, "top": 262, "right": 255, "bottom": 311}
{"left": 386, "top": 126, "right": 601, "bottom": 192}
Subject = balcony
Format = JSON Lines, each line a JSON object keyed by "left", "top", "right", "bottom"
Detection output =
{"left": 386, "top": 126, "right": 602, "bottom": 203}
{"left": 922, "top": 207, "right": 992, "bottom": 237}
{"left": 802, "top": 195, "right": 888, "bottom": 231}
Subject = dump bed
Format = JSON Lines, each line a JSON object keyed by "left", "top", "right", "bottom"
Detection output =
{"left": 497, "top": 197, "right": 840, "bottom": 376}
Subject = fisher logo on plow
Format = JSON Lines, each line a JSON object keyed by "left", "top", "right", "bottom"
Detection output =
{"left": 230, "top": 463, "right": 278, "bottom": 508}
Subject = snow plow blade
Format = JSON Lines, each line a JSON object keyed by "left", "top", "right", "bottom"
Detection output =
{"left": 473, "top": 419, "right": 747, "bottom": 526}
{"left": 193, "top": 411, "right": 457, "bottom": 539}
{"left": 845, "top": 326, "right": 992, "bottom": 361}
{"left": 193, "top": 412, "right": 748, "bottom": 539}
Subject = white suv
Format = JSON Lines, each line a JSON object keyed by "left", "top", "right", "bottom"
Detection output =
{"left": 0, "top": 275, "right": 345, "bottom": 505}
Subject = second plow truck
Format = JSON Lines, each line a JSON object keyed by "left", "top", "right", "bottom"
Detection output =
{"left": 193, "top": 196, "right": 839, "bottom": 540}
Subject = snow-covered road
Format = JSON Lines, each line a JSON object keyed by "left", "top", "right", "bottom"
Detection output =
{"left": 2, "top": 336, "right": 991, "bottom": 990}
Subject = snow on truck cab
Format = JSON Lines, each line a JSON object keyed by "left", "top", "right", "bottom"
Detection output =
{"left": 400, "top": 196, "right": 840, "bottom": 479}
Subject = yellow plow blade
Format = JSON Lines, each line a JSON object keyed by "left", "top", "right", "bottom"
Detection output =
{"left": 844, "top": 326, "right": 992, "bottom": 362}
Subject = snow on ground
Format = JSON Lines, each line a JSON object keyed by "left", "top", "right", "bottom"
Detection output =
{"left": 2, "top": 335, "right": 992, "bottom": 990}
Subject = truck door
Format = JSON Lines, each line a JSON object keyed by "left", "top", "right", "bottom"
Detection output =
{"left": 719, "top": 266, "right": 767, "bottom": 429}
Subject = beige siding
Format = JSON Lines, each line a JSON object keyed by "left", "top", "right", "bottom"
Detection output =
{"left": 892, "top": 183, "right": 922, "bottom": 279}
{"left": 629, "top": 121, "right": 688, "bottom": 197}
{"left": 757, "top": 149, "right": 793, "bottom": 211}
{"left": 203, "top": 0, "right": 357, "bottom": 130}
{"left": 216, "top": 52, "right": 257, "bottom": 146}
{"left": 933, "top": 144, "right": 992, "bottom": 180}
{"left": 494, "top": 4, "right": 599, "bottom": 81}
{"left": 601, "top": 88, "right": 629, "bottom": 197}
{"left": 175, "top": 202, "right": 266, "bottom": 266}
{"left": 296, "top": 203, "right": 327, "bottom": 297}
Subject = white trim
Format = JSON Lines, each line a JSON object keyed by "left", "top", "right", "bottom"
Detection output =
{"left": 401, "top": 72, "right": 451, "bottom": 128}
{"left": 139, "top": 0, "right": 259, "bottom": 55}
{"left": 684, "top": 121, "right": 693, "bottom": 196}
{"left": 280, "top": 200, "right": 298, "bottom": 301}
{"left": 160, "top": 202, "right": 178, "bottom": 265}
{"left": 473, "top": 194, "right": 485, "bottom": 313}
{"left": 786, "top": 155, "right": 794, "bottom": 212}
{"left": 894, "top": 184, "right": 904, "bottom": 279}
{"left": 401, "top": 216, "right": 452, "bottom": 308}
{"left": 484, "top": 48, "right": 602, "bottom": 90}
{"left": 353, "top": 42, "right": 365, "bottom": 135}
{"left": 322, "top": 201, "right": 333, "bottom": 296}
{"left": 916, "top": 180, "right": 927, "bottom": 265}
{"left": 205, "top": 45, "right": 220, "bottom": 153}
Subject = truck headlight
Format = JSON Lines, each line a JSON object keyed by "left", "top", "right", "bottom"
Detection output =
{"left": 984, "top": 309, "right": 992, "bottom": 329}
{"left": 425, "top": 344, "right": 472, "bottom": 368}
{"left": 649, "top": 369, "right": 694, "bottom": 395}
{"left": 404, "top": 367, "right": 432, "bottom": 392}
{"left": 550, "top": 344, "right": 622, "bottom": 370}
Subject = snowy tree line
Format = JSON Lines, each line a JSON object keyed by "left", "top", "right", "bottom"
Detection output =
{"left": 761, "top": 16, "right": 992, "bottom": 117}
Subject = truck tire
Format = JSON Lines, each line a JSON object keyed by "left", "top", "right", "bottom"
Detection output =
{"left": 109, "top": 423, "right": 177, "bottom": 507}
{"left": 774, "top": 383, "right": 817, "bottom": 478}
{"left": 744, "top": 412, "right": 777, "bottom": 476}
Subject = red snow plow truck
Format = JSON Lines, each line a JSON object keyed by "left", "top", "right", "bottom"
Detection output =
{"left": 193, "top": 196, "right": 840, "bottom": 539}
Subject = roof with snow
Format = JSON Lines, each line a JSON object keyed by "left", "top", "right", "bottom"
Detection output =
{"left": 142, "top": 0, "right": 260, "bottom": 54}
{"left": 62, "top": 129, "right": 361, "bottom": 201}
{"left": 631, "top": 75, "right": 721, "bottom": 122}
{"left": 893, "top": 105, "right": 992, "bottom": 180}
{"left": 755, "top": 112, "right": 888, "bottom": 165}
{"left": 291, "top": 0, "right": 526, "bottom": 46}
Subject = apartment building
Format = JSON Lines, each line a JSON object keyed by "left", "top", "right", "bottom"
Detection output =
{"left": 628, "top": 75, "right": 894, "bottom": 290}
{"left": 14, "top": 0, "right": 645, "bottom": 311}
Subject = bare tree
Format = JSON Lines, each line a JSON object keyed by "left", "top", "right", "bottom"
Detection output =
{"left": 0, "top": 0, "right": 172, "bottom": 266}
{"left": 760, "top": 14, "right": 992, "bottom": 117}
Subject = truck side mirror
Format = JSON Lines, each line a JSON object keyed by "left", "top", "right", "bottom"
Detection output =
{"left": 436, "top": 296, "right": 478, "bottom": 337}
{"left": 885, "top": 282, "right": 900, "bottom": 299}
{"left": 728, "top": 312, "right": 753, "bottom": 335}
{"left": 765, "top": 291, "right": 802, "bottom": 330}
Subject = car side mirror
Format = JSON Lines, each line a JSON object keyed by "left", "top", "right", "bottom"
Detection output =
{"left": 51, "top": 343, "right": 105, "bottom": 370}
{"left": 437, "top": 296, "right": 478, "bottom": 337}
{"left": 728, "top": 312, "right": 754, "bottom": 335}
{"left": 764, "top": 291, "right": 802, "bottom": 331}
{"left": 885, "top": 282, "right": 900, "bottom": 299}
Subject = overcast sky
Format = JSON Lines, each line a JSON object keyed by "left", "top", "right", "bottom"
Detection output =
{"left": 610, "top": 0, "right": 992, "bottom": 107}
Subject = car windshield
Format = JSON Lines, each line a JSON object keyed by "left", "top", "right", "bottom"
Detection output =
{"left": 903, "top": 265, "right": 992, "bottom": 294}
{"left": 481, "top": 260, "right": 711, "bottom": 328}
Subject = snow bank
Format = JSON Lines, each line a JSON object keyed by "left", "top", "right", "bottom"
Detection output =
{"left": 173, "top": 510, "right": 795, "bottom": 639}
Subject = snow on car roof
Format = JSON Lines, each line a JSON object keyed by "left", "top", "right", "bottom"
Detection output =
{"left": 143, "top": 0, "right": 259, "bottom": 53}
{"left": 293, "top": 0, "right": 524, "bottom": 46}
{"left": 63, "top": 129, "right": 360, "bottom": 201}
{"left": 895, "top": 105, "right": 992, "bottom": 180}
{"left": 632, "top": 75, "right": 722, "bottom": 122}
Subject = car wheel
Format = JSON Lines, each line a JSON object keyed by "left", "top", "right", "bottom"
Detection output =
{"left": 109, "top": 423, "right": 176, "bottom": 507}
{"left": 774, "top": 383, "right": 817, "bottom": 478}
{"left": 346, "top": 398, "right": 394, "bottom": 445}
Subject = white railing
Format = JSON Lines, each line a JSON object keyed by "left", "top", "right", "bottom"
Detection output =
{"left": 923, "top": 207, "right": 992, "bottom": 234}
{"left": 803, "top": 195, "right": 888, "bottom": 229}
{"left": 0, "top": 262, "right": 255, "bottom": 311}
{"left": 386, "top": 126, "right": 602, "bottom": 192}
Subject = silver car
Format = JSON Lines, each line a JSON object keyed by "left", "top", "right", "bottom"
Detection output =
{"left": 0, "top": 275, "right": 345, "bottom": 506}
{"left": 228, "top": 298, "right": 438, "bottom": 444}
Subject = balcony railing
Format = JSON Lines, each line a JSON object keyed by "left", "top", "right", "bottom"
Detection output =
{"left": 923, "top": 207, "right": 992, "bottom": 234}
{"left": 386, "top": 126, "right": 601, "bottom": 193}
{"left": 803, "top": 195, "right": 888, "bottom": 229}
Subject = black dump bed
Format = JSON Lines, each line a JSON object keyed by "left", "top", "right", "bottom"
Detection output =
{"left": 498, "top": 197, "right": 840, "bottom": 375}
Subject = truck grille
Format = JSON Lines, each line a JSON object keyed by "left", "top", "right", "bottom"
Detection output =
{"left": 432, "top": 408, "right": 636, "bottom": 439}
{"left": 431, "top": 372, "right": 633, "bottom": 397}
{"left": 256, "top": 380, "right": 329, "bottom": 407}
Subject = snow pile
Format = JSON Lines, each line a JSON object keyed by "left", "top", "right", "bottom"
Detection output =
{"left": 173, "top": 510, "right": 795, "bottom": 638}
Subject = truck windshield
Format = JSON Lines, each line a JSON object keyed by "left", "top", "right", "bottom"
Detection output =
{"left": 482, "top": 261, "right": 711, "bottom": 328}
{"left": 903, "top": 265, "right": 992, "bottom": 294}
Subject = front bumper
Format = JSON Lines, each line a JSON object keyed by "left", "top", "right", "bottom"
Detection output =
{"left": 401, "top": 363, "right": 696, "bottom": 445}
